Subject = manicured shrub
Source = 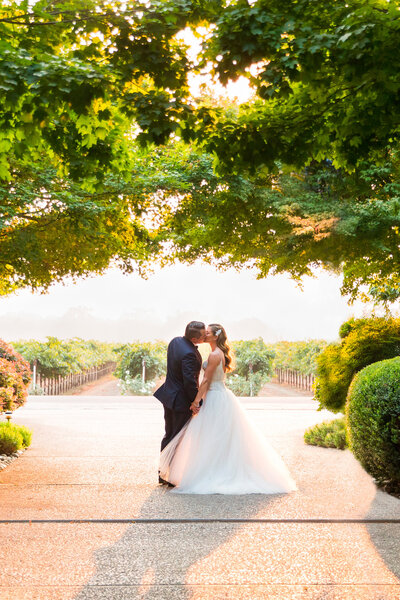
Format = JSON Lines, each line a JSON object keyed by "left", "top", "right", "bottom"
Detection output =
{"left": 346, "top": 357, "right": 400, "bottom": 492}
{"left": 304, "top": 418, "right": 348, "bottom": 450}
{"left": 315, "top": 317, "right": 400, "bottom": 413}
{"left": 0, "top": 340, "right": 31, "bottom": 411}
{"left": 15, "top": 424, "right": 33, "bottom": 448}
{"left": 0, "top": 423, "right": 24, "bottom": 455}
{"left": 314, "top": 343, "right": 353, "bottom": 412}
{"left": 0, "top": 422, "right": 33, "bottom": 455}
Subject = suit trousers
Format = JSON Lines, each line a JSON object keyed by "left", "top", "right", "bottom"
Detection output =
{"left": 161, "top": 406, "right": 192, "bottom": 452}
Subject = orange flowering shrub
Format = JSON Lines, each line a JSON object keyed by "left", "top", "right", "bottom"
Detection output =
{"left": 0, "top": 341, "right": 31, "bottom": 412}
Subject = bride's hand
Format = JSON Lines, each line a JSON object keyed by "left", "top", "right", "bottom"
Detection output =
{"left": 190, "top": 401, "right": 200, "bottom": 414}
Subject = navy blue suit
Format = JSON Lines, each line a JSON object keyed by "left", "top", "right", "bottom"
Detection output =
{"left": 154, "top": 336, "right": 202, "bottom": 451}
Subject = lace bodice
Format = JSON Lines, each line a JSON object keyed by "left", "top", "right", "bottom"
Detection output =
{"left": 202, "top": 359, "right": 225, "bottom": 384}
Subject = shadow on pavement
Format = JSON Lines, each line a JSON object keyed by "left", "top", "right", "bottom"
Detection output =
{"left": 367, "top": 491, "right": 400, "bottom": 582}
{"left": 72, "top": 489, "right": 279, "bottom": 599}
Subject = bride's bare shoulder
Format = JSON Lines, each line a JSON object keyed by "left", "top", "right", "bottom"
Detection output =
{"left": 207, "top": 349, "right": 222, "bottom": 364}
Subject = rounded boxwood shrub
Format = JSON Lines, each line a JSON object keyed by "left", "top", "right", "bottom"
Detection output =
{"left": 346, "top": 357, "right": 400, "bottom": 492}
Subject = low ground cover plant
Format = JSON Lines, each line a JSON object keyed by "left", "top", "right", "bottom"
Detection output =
{"left": 304, "top": 418, "right": 347, "bottom": 450}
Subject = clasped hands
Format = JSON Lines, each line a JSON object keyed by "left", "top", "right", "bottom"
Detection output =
{"left": 190, "top": 400, "right": 201, "bottom": 415}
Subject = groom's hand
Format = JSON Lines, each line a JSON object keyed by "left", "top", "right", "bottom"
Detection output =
{"left": 190, "top": 401, "right": 200, "bottom": 414}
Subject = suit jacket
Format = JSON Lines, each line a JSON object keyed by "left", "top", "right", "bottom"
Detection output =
{"left": 154, "top": 336, "right": 202, "bottom": 411}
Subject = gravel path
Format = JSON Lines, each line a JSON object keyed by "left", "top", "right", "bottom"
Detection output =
{"left": 72, "top": 374, "right": 122, "bottom": 396}
{"left": 260, "top": 381, "right": 313, "bottom": 397}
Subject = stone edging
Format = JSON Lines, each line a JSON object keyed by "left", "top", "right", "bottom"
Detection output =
{"left": 0, "top": 447, "right": 27, "bottom": 471}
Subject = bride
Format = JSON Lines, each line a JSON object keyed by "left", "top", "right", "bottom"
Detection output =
{"left": 159, "top": 324, "right": 297, "bottom": 494}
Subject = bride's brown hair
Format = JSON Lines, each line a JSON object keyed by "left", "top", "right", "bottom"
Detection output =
{"left": 209, "top": 324, "right": 235, "bottom": 372}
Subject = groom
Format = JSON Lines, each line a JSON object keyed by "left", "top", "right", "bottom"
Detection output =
{"left": 154, "top": 321, "right": 206, "bottom": 482}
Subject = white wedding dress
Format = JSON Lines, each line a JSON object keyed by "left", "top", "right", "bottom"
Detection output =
{"left": 159, "top": 359, "right": 297, "bottom": 494}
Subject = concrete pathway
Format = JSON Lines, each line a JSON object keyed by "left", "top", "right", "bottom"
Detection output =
{"left": 0, "top": 394, "right": 400, "bottom": 599}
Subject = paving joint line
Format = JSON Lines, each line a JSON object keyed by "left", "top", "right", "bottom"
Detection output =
{"left": 1, "top": 518, "right": 400, "bottom": 524}
{"left": 1, "top": 583, "right": 400, "bottom": 588}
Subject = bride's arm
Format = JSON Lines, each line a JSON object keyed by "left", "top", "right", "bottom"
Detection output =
{"left": 190, "top": 352, "right": 220, "bottom": 411}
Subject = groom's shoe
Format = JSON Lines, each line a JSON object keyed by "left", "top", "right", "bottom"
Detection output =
{"left": 159, "top": 475, "right": 175, "bottom": 487}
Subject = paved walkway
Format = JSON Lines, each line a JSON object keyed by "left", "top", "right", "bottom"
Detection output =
{"left": 0, "top": 394, "right": 400, "bottom": 599}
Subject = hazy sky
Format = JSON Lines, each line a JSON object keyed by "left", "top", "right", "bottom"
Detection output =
{"left": 0, "top": 262, "right": 375, "bottom": 343}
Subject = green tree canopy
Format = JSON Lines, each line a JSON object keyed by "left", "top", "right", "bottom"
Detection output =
{"left": 190, "top": 0, "right": 400, "bottom": 173}
{"left": 0, "top": 0, "right": 213, "bottom": 185}
{"left": 3, "top": 0, "right": 399, "bottom": 181}
{"left": 3, "top": 141, "right": 400, "bottom": 302}
{"left": 2, "top": 0, "right": 400, "bottom": 303}
{"left": 156, "top": 145, "right": 400, "bottom": 304}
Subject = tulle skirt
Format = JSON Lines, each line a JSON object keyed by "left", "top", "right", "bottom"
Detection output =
{"left": 159, "top": 382, "right": 297, "bottom": 494}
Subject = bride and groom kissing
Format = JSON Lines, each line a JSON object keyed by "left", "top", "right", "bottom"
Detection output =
{"left": 154, "top": 321, "right": 297, "bottom": 495}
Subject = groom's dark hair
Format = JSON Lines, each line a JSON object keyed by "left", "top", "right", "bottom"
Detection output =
{"left": 185, "top": 321, "right": 205, "bottom": 340}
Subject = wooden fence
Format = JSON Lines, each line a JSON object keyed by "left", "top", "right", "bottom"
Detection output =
{"left": 274, "top": 368, "right": 315, "bottom": 391}
{"left": 33, "top": 361, "right": 116, "bottom": 396}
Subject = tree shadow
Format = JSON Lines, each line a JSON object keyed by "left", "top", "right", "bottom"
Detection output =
{"left": 72, "top": 486, "right": 282, "bottom": 599}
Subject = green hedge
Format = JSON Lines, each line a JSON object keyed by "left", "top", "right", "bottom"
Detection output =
{"left": 346, "top": 357, "right": 400, "bottom": 493}
{"left": 315, "top": 317, "right": 400, "bottom": 413}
